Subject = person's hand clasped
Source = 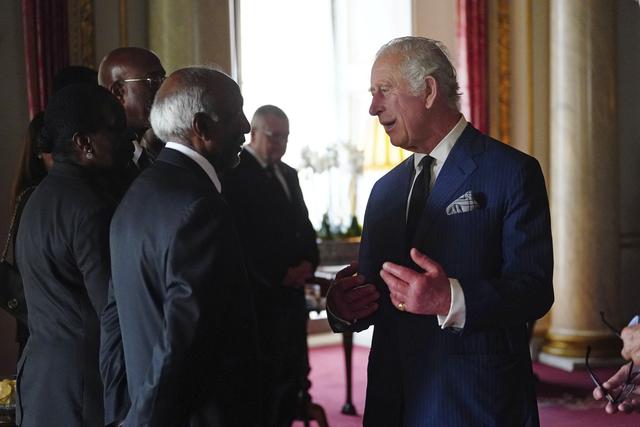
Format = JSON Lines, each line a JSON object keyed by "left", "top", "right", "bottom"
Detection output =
{"left": 593, "top": 363, "right": 640, "bottom": 414}
{"left": 380, "top": 248, "right": 451, "bottom": 316}
{"left": 326, "top": 262, "right": 380, "bottom": 323}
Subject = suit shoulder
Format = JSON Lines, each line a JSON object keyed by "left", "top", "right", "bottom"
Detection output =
{"left": 476, "top": 136, "right": 542, "bottom": 178}
{"left": 371, "top": 157, "right": 412, "bottom": 193}
{"left": 279, "top": 161, "right": 298, "bottom": 175}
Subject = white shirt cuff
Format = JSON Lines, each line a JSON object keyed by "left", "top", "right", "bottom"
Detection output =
{"left": 437, "top": 278, "right": 466, "bottom": 329}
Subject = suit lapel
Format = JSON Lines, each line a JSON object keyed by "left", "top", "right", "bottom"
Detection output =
{"left": 413, "top": 125, "right": 481, "bottom": 241}
{"left": 381, "top": 157, "right": 415, "bottom": 255}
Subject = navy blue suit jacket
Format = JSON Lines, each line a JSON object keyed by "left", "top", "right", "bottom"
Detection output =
{"left": 105, "top": 148, "right": 261, "bottom": 427}
{"left": 344, "top": 125, "right": 553, "bottom": 426}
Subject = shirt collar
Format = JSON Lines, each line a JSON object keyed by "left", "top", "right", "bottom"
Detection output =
{"left": 164, "top": 142, "right": 222, "bottom": 193}
{"left": 132, "top": 139, "right": 143, "bottom": 165}
{"left": 414, "top": 115, "right": 467, "bottom": 169}
{"left": 243, "top": 144, "right": 267, "bottom": 168}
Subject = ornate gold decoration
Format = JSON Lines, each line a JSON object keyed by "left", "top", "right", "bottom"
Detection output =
{"left": 497, "top": 0, "right": 510, "bottom": 144}
{"left": 67, "top": 0, "right": 95, "bottom": 67}
{"left": 543, "top": 332, "right": 621, "bottom": 358}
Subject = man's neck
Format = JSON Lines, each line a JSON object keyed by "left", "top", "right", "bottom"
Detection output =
{"left": 418, "top": 110, "right": 462, "bottom": 154}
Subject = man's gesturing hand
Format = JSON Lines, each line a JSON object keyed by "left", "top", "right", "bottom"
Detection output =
{"left": 380, "top": 248, "right": 451, "bottom": 316}
{"left": 326, "top": 262, "right": 380, "bottom": 323}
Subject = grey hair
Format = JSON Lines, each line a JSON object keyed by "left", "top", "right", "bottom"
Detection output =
{"left": 250, "top": 104, "right": 288, "bottom": 129}
{"left": 376, "top": 36, "right": 461, "bottom": 110}
{"left": 150, "top": 66, "right": 225, "bottom": 142}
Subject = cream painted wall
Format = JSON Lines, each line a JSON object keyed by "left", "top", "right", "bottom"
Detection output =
{"left": 412, "top": 0, "right": 458, "bottom": 64}
{"left": 95, "top": 1, "right": 149, "bottom": 65}
{"left": 148, "top": 0, "right": 233, "bottom": 75}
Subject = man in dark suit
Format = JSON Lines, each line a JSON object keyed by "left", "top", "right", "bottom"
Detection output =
{"left": 327, "top": 37, "right": 554, "bottom": 426}
{"left": 98, "top": 47, "right": 166, "bottom": 169}
{"left": 222, "top": 105, "right": 319, "bottom": 427}
{"left": 106, "top": 67, "right": 261, "bottom": 427}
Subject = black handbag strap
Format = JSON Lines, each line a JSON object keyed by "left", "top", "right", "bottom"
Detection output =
{"left": 1, "top": 186, "right": 36, "bottom": 263}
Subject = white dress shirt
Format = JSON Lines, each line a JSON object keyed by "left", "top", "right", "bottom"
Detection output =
{"left": 406, "top": 115, "right": 468, "bottom": 329}
{"left": 164, "top": 142, "right": 222, "bottom": 193}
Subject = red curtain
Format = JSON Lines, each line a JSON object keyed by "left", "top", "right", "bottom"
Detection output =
{"left": 457, "top": 0, "right": 488, "bottom": 134}
{"left": 22, "top": 0, "right": 70, "bottom": 119}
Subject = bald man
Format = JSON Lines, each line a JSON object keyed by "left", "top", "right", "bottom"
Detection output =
{"left": 98, "top": 47, "right": 166, "bottom": 168}
{"left": 222, "top": 105, "right": 318, "bottom": 427}
{"left": 105, "top": 67, "right": 261, "bottom": 427}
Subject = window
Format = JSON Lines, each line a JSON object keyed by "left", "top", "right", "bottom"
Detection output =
{"left": 239, "top": 0, "right": 411, "bottom": 230}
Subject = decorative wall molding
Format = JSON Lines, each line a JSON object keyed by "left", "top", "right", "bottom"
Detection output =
{"left": 67, "top": 0, "right": 95, "bottom": 67}
{"left": 497, "top": 0, "right": 510, "bottom": 144}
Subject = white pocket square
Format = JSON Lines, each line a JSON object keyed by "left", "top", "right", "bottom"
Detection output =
{"left": 446, "top": 191, "right": 480, "bottom": 216}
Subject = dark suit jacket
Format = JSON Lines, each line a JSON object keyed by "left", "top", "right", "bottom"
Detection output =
{"left": 222, "top": 150, "right": 319, "bottom": 289}
{"left": 106, "top": 148, "right": 261, "bottom": 427}
{"left": 333, "top": 125, "right": 553, "bottom": 426}
{"left": 221, "top": 150, "right": 318, "bottom": 424}
{"left": 15, "top": 163, "right": 113, "bottom": 427}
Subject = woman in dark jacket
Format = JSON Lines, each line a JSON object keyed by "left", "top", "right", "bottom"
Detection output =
{"left": 14, "top": 83, "right": 131, "bottom": 427}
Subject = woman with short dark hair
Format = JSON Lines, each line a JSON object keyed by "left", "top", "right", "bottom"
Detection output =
{"left": 14, "top": 83, "right": 131, "bottom": 427}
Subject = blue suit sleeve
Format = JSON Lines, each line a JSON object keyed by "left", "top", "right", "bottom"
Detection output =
{"left": 461, "top": 158, "right": 554, "bottom": 332}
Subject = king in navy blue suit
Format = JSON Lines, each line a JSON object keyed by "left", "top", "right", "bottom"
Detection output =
{"left": 327, "top": 37, "right": 553, "bottom": 427}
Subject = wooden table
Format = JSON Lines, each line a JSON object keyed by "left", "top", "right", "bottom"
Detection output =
{"left": 316, "top": 239, "right": 361, "bottom": 416}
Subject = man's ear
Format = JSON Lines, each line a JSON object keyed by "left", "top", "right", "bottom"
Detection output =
{"left": 193, "top": 112, "right": 215, "bottom": 141}
{"left": 109, "top": 81, "right": 126, "bottom": 104}
{"left": 424, "top": 76, "right": 438, "bottom": 109}
{"left": 72, "top": 131, "right": 93, "bottom": 157}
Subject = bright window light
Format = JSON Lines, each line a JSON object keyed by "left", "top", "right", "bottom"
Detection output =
{"left": 239, "top": 0, "right": 411, "bottom": 230}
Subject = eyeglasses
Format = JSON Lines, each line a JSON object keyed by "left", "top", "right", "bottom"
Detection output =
{"left": 260, "top": 129, "right": 289, "bottom": 143}
{"left": 599, "top": 310, "right": 621, "bottom": 338}
{"left": 118, "top": 75, "right": 166, "bottom": 87}
{"left": 585, "top": 311, "right": 640, "bottom": 404}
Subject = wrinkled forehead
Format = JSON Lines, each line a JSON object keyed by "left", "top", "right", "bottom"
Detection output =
{"left": 370, "top": 54, "right": 405, "bottom": 87}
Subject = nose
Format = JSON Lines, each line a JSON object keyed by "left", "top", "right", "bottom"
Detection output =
{"left": 369, "top": 94, "right": 382, "bottom": 117}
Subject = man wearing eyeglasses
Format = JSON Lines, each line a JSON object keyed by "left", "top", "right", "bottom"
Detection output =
{"left": 98, "top": 47, "right": 167, "bottom": 170}
{"left": 98, "top": 47, "right": 167, "bottom": 426}
{"left": 222, "top": 105, "right": 319, "bottom": 427}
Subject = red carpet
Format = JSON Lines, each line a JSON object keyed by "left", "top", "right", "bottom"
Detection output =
{"left": 295, "top": 344, "right": 639, "bottom": 427}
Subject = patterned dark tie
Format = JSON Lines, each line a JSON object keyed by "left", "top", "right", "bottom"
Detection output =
{"left": 406, "top": 156, "right": 434, "bottom": 242}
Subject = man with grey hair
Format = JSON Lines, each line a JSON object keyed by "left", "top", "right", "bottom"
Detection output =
{"left": 104, "top": 67, "right": 261, "bottom": 426}
{"left": 222, "top": 104, "right": 319, "bottom": 426}
{"left": 327, "top": 36, "right": 553, "bottom": 426}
